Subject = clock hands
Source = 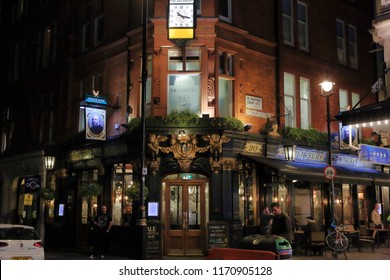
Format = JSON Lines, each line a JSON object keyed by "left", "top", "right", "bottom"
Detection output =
{"left": 177, "top": 12, "right": 190, "bottom": 20}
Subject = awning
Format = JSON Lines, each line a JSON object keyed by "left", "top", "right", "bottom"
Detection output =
{"left": 338, "top": 99, "right": 390, "bottom": 127}
{"left": 240, "top": 153, "right": 390, "bottom": 186}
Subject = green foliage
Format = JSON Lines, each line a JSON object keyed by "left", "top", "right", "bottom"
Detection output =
{"left": 123, "top": 181, "right": 149, "bottom": 201}
{"left": 41, "top": 187, "right": 56, "bottom": 201}
{"left": 283, "top": 127, "right": 327, "bottom": 144}
{"left": 79, "top": 182, "right": 103, "bottom": 201}
{"left": 164, "top": 109, "right": 200, "bottom": 126}
{"left": 122, "top": 110, "right": 245, "bottom": 133}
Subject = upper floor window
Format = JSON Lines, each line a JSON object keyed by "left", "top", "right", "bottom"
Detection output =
{"left": 195, "top": 0, "right": 201, "bottom": 15}
{"left": 219, "top": 51, "right": 234, "bottom": 76}
{"left": 168, "top": 48, "right": 201, "bottom": 71}
{"left": 282, "top": 0, "right": 294, "bottom": 45}
{"left": 297, "top": 1, "right": 308, "bottom": 51}
{"left": 336, "top": 19, "right": 347, "bottom": 65}
{"left": 218, "top": 51, "right": 235, "bottom": 118}
{"left": 339, "top": 89, "right": 349, "bottom": 112}
{"left": 348, "top": 25, "right": 358, "bottom": 69}
{"left": 218, "top": 0, "right": 232, "bottom": 22}
{"left": 82, "top": 0, "right": 104, "bottom": 51}
{"left": 299, "top": 77, "right": 310, "bottom": 129}
{"left": 284, "top": 73, "right": 296, "bottom": 128}
{"left": 351, "top": 92, "right": 360, "bottom": 109}
{"left": 140, "top": 55, "right": 152, "bottom": 117}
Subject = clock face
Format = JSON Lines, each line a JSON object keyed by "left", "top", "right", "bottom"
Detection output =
{"left": 169, "top": 4, "right": 194, "bottom": 28}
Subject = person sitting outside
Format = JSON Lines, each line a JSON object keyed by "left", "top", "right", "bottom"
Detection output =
{"left": 270, "top": 202, "right": 292, "bottom": 243}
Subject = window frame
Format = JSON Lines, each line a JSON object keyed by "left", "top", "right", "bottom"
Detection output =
{"left": 297, "top": 1, "right": 309, "bottom": 51}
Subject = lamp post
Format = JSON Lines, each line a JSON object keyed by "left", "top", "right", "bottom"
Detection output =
{"left": 320, "top": 81, "right": 335, "bottom": 227}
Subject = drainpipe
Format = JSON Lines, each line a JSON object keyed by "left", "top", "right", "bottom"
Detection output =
{"left": 274, "top": 0, "right": 281, "bottom": 125}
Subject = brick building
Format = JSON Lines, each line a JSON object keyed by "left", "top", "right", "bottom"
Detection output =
{"left": 1, "top": 0, "right": 388, "bottom": 258}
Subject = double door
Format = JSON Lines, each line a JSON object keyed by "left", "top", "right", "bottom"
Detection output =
{"left": 163, "top": 182, "right": 207, "bottom": 256}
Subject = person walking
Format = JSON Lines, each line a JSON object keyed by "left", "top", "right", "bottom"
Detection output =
{"left": 270, "top": 202, "right": 292, "bottom": 243}
{"left": 90, "top": 205, "right": 112, "bottom": 259}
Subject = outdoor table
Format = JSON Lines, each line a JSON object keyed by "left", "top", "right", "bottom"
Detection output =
{"left": 367, "top": 228, "right": 390, "bottom": 248}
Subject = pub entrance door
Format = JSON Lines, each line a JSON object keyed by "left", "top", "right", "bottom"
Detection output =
{"left": 162, "top": 178, "right": 208, "bottom": 256}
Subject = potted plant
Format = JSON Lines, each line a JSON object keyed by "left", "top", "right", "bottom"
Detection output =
{"left": 41, "top": 187, "right": 56, "bottom": 202}
{"left": 123, "top": 181, "right": 149, "bottom": 202}
{"left": 79, "top": 182, "right": 103, "bottom": 202}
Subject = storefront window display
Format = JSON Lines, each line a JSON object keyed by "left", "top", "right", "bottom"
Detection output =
{"left": 112, "top": 163, "right": 134, "bottom": 225}
{"left": 313, "top": 186, "right": 324, "bottom": 228}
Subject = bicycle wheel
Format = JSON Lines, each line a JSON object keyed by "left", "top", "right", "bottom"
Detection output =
{"left": 326, "top": 232, "right": 349, "bottom": 251}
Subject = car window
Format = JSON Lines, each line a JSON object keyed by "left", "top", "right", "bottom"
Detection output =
{"left": 0, "top": 228, "right": 39, "bottom": 240}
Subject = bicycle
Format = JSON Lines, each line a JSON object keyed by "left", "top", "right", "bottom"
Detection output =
{"left": 326, "top": 223, "right": 349, "bottom": 252}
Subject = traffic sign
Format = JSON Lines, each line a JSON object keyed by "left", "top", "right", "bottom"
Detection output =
{"left": 323, "top": 166, "right": 336, "bottom": 180}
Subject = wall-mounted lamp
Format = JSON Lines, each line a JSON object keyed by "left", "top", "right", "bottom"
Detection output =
{"left": 283, "top": 144, "right": 296, "bottom": 161}
{"left": 45, "top": 156, "right": 56, "bottom": 170}
{"left": 244, "top": 124, "right": 253, "bottom": 131}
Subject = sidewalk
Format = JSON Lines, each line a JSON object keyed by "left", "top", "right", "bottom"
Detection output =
{"left": 45, "top": 247, "right": 390, "bottom": 260}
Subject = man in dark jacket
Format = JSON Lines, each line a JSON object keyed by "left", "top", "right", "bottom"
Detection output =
{"left": 270, "top": 202, "right": 292, "bottom": 242}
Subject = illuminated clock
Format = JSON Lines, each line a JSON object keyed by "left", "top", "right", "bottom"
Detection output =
{"left": 168, "top": 3, "right": 194, "bottom": 28}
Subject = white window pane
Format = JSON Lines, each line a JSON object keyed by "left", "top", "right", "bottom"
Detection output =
{"left": 339, "top": 89, "right": 349, "bottom": 112}
{"left": 168, "top": 74, "right": 201, "bottom": 113}
{"left": 352, "top": 92, "right": 360, "bottom": 108}
{"left": 300, "top": 99, "right": 309, "bottom": 129}
{"left": 218, "top": 78, "right": 233, "bottom": 118}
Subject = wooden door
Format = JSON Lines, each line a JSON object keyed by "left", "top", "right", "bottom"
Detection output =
{"left": 164, "top": 182, "right": 205, "bottom": 256}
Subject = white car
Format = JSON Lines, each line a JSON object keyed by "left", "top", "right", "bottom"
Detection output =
{"left": 0, "top": 224, "right": 45, "bottom": 260}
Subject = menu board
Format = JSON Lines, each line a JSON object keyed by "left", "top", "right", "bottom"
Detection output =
{"left": 146, "top": 222, "right": 161, "bottom": 259}
{"left": 207, "top": 222, "right": 229, "bottom": 248}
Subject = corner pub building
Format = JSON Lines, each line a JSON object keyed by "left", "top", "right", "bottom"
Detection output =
{"left": 0, "top": 1, "right": 389, "bottom": 259}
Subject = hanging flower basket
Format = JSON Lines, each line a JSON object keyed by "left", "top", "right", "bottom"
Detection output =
{"left": 79, "top": 182, "right": 103, "bottom": 202}
{"left": 41, "top": 187, "right": 56, "bottom": 202}
{"left": 123, "top": 181, "right": 149, "bottom": 201}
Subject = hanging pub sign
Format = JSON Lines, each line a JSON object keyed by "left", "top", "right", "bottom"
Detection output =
{"left": 167, "top": 0, "right": 196, "bottom": 40}
{"left": 23, "top": 176, "right": 41, "bottom": 193}
{"left": 339, "top": 124, "right": 359, "bottom": 150}
{"left": 85, "top": 90, "right": 107, "bottom": 105}
{"left": 85, "top": 107, "right": 106, "bottom": 141}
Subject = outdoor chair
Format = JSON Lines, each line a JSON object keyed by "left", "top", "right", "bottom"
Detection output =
{"left": 358, "top": 227, "right": 376, "bottom": 253}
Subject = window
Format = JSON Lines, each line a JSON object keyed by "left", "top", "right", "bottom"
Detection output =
{"left": 218, "top": 0, "right": 232, "bottom": 22}
{"left": 284, "top": 73, "right": 296, "bottom": 128}
{"left": 297, "top": 2, "right": 308, "bottom": 51}
{"left": 168, "top": 74, "right": 201, "bottom": 113}
{"left": 140, "top": 55, "right": 152, "bottom": 116}
{"left": 219, "top": 52, "right": 234, "bottom": 76}
{"left": 79, "top": 79, "right": 89, "bottom": 132}
{"left": 195, "top": 0, "right": 201, "bottom": 15}
{"left": 282, "top": 0, "right": 294, "bottom": 45}
{"left": 94, "top": 0, "right": 104, "bottom": 46}
{"left": 348, "top": 25, "right": 358, "bottom": 69}
{"left": 168, "top": 48, "right": 201, "bottom": 71}
{"left": 82, "top": 3, "right": 92, "bottom": 51}
{"left": 218, "top": 79, "right": 233, "bottom": 117}
{"left": 339, "top": 89, "right": 349, "bottom": 112}
{"left": 336, "top": 19, "right": 347, "bottom": 65}
{"left": 351, "top": 92, "right": 360, "bottom": 109}
{"left": 112, "top": 164, "right": 134, "bottom": 226}
{"left": 299, "top": 77, "right": 310, "bottom": 129}
{"left": 218, "top": 51, "right": 235, "bottom": 118}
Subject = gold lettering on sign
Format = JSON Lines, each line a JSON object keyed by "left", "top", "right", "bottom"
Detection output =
{"left": 243, "top": 141, "right": 264, "bottom": 155}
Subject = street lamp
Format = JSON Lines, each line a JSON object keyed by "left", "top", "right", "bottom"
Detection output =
{"left": 320, "top": 81, "right": 335, "bottom": 227}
